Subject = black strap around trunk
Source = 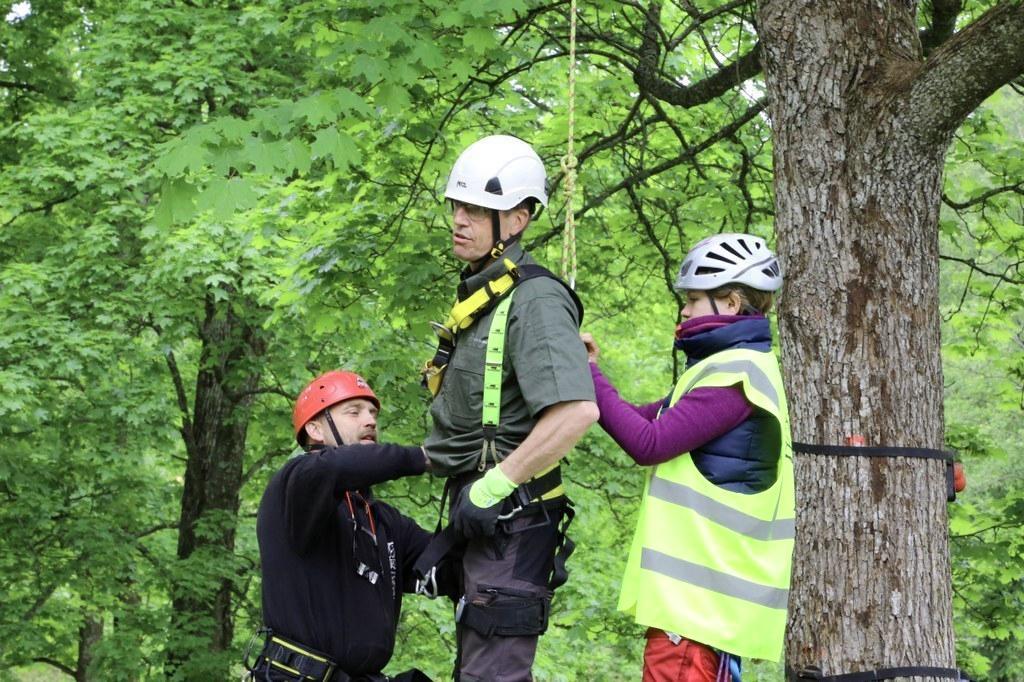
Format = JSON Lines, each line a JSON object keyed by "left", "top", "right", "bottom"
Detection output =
{"left": 792, "top": 443, "right": 953, "bottom": 462}
{"left": 792, "top": 442, "right": 959, "bottom": 502}
{"left": 786, "top": 446, "right": 968, "bottom": 681}
{"left": 790, "top": 664, "right": 969, "bottom": 681}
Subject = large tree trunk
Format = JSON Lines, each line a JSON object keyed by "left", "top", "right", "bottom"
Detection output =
{"left": 168, "top": 294, "right": 263, "bottom": 678}
{"left": 757, "top": 1, "right": 956, "bottom": 675}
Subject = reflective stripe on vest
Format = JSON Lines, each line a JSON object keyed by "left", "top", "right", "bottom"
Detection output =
{"left": 676, "top": 359, "right": 780, "bottom": 411}
{"left": 640, "top": 548, "right": 789, "bottom": 610}
{"left": 647, "top": 475, "right": 795, "bottom": 541}
{"left": 618, "top": 347, "right": 794, "bottom": 662}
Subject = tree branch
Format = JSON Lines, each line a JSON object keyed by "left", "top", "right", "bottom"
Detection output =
{"left": 907, "top": 1, "right": 1024, "bottom": 143}
{"left": 577, "top": 98, "right": 767, "bottom": 220}
{"left": 942, "top": 181, "right": 1024, "bottom": 209}
{"left": 529, "top": 98, "right": 767, "bottom": 251}
{"left": 225, "top": 385, "right": 291, "bottom": 404}
{"left": 33, "top": 657, "right": 76, "bottom": 677}
{"left": 920, "top": 0, "right": 963, "bottom": 55}
{"left": 938, "top": 254, "right": 1024, "bottom": 285}
{"left": 242, "top": 448, "right": 291, "bottom": 487}
{"left": 633, "top": 2, "right": 762, "bottom": 108}
{"left": 1, "top": 189, "right": 82, "bottom": 229}
{"left": 668, "top": 0, "right": 755, "bottom": 50}
{"left": 626, "top": 185, "right": 684, "bottom": 309}
{"left": 163, "top": 349, "right": 196, "bottom": 458}
{"left": 136, "top": 522, "right": 178, "bottom": 539}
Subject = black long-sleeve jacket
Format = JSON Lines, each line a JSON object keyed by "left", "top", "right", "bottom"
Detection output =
{"left": 256, "top": 443, "right": 451, "bottom": 676}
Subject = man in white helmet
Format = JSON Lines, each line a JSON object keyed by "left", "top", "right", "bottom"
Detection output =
{"left": 418, "top": 135, "right": 599, "bottom": 681}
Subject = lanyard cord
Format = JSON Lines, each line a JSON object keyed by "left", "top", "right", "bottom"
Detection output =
{"left": 344, "top": 491, "right": 377, "bottom": 541}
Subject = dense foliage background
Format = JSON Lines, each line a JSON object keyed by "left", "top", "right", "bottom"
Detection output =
{"left": 1, "top": 1, "right": 1021, "bottom": 680}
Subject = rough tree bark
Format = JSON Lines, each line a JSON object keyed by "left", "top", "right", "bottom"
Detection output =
{"left": 755, "top": 0, "right": 1024, "bottom": 677}
{"left": 167, "top": 293, "right": 264, "bottom": 678}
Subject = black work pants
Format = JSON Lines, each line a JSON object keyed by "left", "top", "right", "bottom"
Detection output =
{"left": 455, "top": 498, "right": 564, "bottom": 682}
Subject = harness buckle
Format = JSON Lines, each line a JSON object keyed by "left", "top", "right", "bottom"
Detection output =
{"left": 496, "top": 503, "right": 523, "bottom": 522}
{"left": 498, "top": 489, "right": 556, "bottom": 534}
{"left": 430, "top": 320, "right": 454, "bottom": 341}
{"left": 478, "top": 435, "right": 499, "bottom": 472}
{"left": 496, "top": 485, "right": 531, "bottom": 521}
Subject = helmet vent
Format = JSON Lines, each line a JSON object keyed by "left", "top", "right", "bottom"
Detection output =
{"left": 737, "top": 238, "right": 755, "bottom": 255}
{"left": 484, "top": 176, "right": 503, "bottom": 195}
{"left": 695, "top": 266, "right": 725, "bottom": 275}
{"left": 707, "top": 251, "right": 737, "bottom": 265}
{"left": 721, "top": 242, "right": 745, "bottom": 260}
{"left": 679, "top": 261, "right": 693, "bottom": 276}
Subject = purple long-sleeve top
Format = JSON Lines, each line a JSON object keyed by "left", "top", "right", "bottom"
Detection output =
{"left": 589, "top": 362, "right": 752, "bottom": 466}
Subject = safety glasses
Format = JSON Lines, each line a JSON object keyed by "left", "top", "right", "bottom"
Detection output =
{"left": 449, "top": 199, "right": 492, "bottom": 221}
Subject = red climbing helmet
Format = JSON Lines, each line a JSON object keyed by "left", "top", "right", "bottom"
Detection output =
{"left": 292, "top": 370, "right": 380, "bottom": 445}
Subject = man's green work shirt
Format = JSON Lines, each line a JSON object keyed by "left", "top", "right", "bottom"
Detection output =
{"left": 425, "top": 243, "right": 596, "bottom": 476}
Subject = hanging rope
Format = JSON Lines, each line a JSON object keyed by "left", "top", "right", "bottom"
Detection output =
{"left": 560, "top": 0, "right": 579, "bottom": 289}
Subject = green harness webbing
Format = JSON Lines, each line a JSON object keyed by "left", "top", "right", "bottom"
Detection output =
{"left": 479, "top": 292, "right": 514, "bottom": 472}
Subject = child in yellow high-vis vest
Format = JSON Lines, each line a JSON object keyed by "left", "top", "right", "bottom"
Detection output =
{"left": 582, "top": 234, "right": 794, "bottom": 682}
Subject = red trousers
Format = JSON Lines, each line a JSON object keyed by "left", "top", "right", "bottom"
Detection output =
{"left": 641, "top": 628, "right": 722, "bottom": 682}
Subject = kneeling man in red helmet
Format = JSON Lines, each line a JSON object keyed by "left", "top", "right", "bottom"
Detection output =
{"left": 249, "top": 370, "right": 455, "bottom": 682}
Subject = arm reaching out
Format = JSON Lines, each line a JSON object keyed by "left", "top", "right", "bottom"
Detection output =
{"left": 280, "top": 443, "right": 425, "bottom": 553}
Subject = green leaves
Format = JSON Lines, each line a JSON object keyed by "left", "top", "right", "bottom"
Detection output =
{"left": 3, "top": 0, "right": 1023, "bottom": 679}
{"left": 310, "top": 126, "right": 362, "bottom": 170}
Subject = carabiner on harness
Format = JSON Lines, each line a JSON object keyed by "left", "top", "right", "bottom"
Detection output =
{"left": 414, "top": 566, "right": 439, "bottom": 599}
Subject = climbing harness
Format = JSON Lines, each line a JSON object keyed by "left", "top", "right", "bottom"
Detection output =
{"left": 243, "top": 628, "right": 434, "bottom": 681}
{"left": 415, "top": 269, "right": 582, "bottom": 601}
{"left": 717, "top": 651, "right": 741, "bottom": 682}
{"left": 243, "top": 629, "right": 337, "bottom": 681}
{"left": 479, "top": 293, "right": 513, "bottom": 472}
{"left": 560, "top": 0, "right": 579, "bottom": 289}
{"left": 421, "top": 258, "right": 520, "bottom": 396}
{"left": 456, "top": 586, "right": 551, "bottom": 638}
{"left": 421, "top": 262, "right": 582, "bottom": 397}
{"left": 411, "top": 466, "right": 573, "bottom": 596}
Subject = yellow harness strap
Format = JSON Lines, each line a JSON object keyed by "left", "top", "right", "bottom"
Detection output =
{"left": 422, "top": 258, "right": 520, "bottom": 396}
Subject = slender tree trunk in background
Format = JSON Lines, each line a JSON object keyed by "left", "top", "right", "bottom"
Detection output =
{"left": 757, "top": 0, "right": 1024, "bottom": 676}
{"left": 169, "top": 294, "right": 263, "bottom": 678}
{"left": 75, "top": 614, "right": 102, "bottom": 682}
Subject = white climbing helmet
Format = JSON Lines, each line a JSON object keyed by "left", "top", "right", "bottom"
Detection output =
{"left": 674, "top": 233, "right": 783, "bottom": 292}
{"left": 444, "top": 135, "right": 548, "bottom": 212}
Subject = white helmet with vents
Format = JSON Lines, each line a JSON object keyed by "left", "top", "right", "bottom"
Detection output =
{"left": 444, "top": 135, "right": 548, "bottom": 212}
{"left": 674, "top": 233, "right": 783, "bottom": 292}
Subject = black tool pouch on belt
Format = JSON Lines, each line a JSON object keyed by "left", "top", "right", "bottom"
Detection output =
{"left": 456, "top": 585, "right": 550, "bottom": 637}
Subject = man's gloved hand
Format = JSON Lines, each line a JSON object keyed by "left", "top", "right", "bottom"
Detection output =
{"left": 451, "top": 465, "right": 518, "bottom": 539}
